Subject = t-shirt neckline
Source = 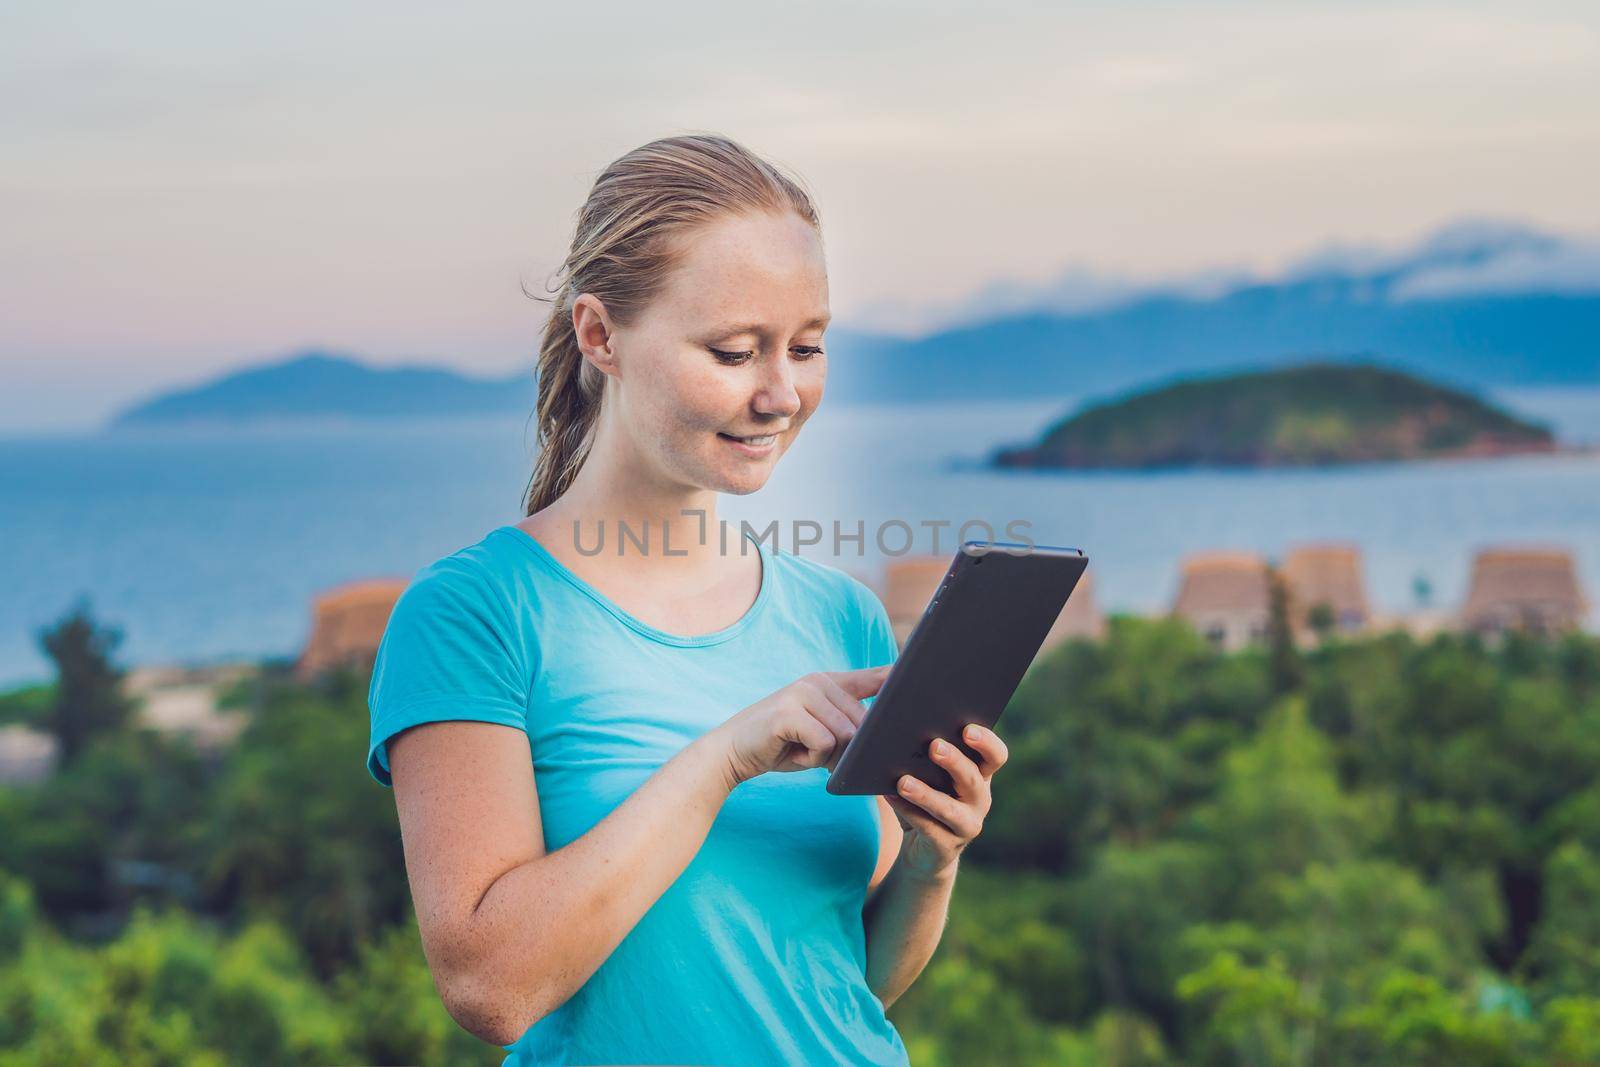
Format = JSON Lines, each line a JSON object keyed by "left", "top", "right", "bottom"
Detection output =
{"left": 496, "top": 522, "right": 775, "bottom": 647}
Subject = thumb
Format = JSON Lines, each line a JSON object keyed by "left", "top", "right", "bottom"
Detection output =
{"left": 831, "top": 664, "right": 892, "bottom": 699}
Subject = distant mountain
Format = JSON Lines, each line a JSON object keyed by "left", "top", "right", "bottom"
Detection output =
{"left": 106, "top": 219, "right": 1600, "bottom": 427}
{"left": 991, "top": 361, "right": 1558, "bottom": 470}
{"left": 825, "top": 219, "right": 1600, "bottom": 404}
{"left": 108, "top": 352, "right": 534, "bottom": 428}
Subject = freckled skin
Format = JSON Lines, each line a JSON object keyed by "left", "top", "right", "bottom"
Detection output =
{"left": 577, "top": 208, "right": 832, "bottom": 499}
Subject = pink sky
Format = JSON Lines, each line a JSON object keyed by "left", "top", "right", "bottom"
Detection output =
{"left": 4, "top": 0, "right": 1599, "bottom": 431}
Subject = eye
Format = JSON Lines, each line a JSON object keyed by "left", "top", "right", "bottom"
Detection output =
{"left": 792, "top": 345, "right": 825, "bottom": 360}
{"left": 708, "top": 347, "right": 754, "bottom": 365}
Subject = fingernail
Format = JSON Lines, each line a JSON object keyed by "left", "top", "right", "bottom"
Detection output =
{"left": 932, "top": 740, "right": 948, "bottom": 757}
{"left": 965, "top": 725, "right": 981, "bottom": 742}
{"left": 899, "top": 775, "right": 914, "bottom": 792}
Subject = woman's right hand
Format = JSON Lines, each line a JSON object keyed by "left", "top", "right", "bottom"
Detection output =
{"left": 711, "top": 666, "right": 893, "bottom": 788}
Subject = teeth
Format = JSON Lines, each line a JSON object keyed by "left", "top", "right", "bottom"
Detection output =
{"left": 725, "top": 433, "right": 776, "bottom": 445}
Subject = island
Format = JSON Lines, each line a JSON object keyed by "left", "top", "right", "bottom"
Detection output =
{"left": 990, "top": 361, "right": 1558, "bottom": 470}
{"left": 107, "top": 351, "right": 534, "bottom": 429}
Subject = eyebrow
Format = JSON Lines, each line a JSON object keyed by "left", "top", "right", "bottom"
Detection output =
{"left": 707, "top": 315, "right": 831, "bottom": 338}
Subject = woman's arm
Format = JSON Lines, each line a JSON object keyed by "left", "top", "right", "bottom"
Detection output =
{"left": 862, "top": 724, "right": 1011, "bottom": 1007}
{"left": 862, "top": 843, "right": 958, "bottom": 1009}
{"left": 387, "top": 665, "right": 887, "bottom": 1047}
{"left": 389, "top": 720, "right": 738, "bottom": 1046}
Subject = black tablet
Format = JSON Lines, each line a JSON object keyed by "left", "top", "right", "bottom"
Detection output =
{"left": 826, "top": 540, "right": 1089, "bottom": 797}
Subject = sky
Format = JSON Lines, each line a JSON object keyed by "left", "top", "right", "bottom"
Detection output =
{"left": 3, "top": 0, "right": 1599, "bottom": 432}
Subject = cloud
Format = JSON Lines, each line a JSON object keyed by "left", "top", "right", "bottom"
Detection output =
{"left": 1390, "top": 241, "right": 1600, "bottom": 300}
{"left": 848, "top": 264, "right": 1258, "bottom": 337}
{"left": 852, "top": 216, "right": 1600, "bottom": 336}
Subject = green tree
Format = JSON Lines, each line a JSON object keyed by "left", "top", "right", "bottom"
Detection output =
{"left": 1523, "top": 841, "right": 1600, "bottom": 996}
{"left": 1266, "top": 566, "right": 1304, "bottom": 695}
{"left": 1176, "top": 860, "right": 1489, "bottom": 1065}
{"left": 1177, "top": 947, "right": 1319, "bottom": 1067}
{"left": 0, "top": 729, "right": 209, "bottom": 919}
{"left": 35, "top": 595, "right": 135, "bottom": 764}
{"left": 1307, "top": 602, "right": 1337, "bottom": 642}
{"left": 201, "top": 665, "right": 411, "bottom": 975}
{"left": 1337, "top": 970, "right": 1542, "bottom": 1067}
{"left": 334, "top": 920, "right": 502, "bottom": 1066}
{"left": 888, "top": 952, "right": 1086, "bottom": 1067}
{"left": 984, "top": 616, "right": 1272, "bottom": 872}
{"left": 1541, "top": 996, "right": 1600, "bottom": 1063}
{"left": 1186, "top": 698, "right": 1358, "bottom": 894}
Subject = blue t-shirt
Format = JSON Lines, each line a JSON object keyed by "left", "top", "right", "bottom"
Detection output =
{"left": 367, "top": 523, "right": 910, "bottom": 1066}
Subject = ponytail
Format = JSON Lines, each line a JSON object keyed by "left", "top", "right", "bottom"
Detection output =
{"left": 523, "top": 282, "right": 605, "bottom": 515}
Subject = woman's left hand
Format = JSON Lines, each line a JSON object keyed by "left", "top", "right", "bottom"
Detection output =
{"left": 885, "top": 722, "right": 1008, "bottom": 880}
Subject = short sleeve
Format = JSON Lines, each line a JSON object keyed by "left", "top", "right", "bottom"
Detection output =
{"left": 365, "top": 558, "right": 532, "bottom": 787}
{"left": 846, "top": 576, "right": 900, "bottom": 668}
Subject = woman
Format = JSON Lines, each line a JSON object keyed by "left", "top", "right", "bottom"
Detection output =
{"left": 366, "top": 133, "right": 1009, "bottom": 1066}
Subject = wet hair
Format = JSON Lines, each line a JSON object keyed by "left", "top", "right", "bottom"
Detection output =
{"left": 523, "top": 133, "right": 822, "bottom": 516}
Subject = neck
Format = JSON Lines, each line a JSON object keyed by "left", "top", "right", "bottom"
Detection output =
{"left": 539, "top": 434, "right": 731, "bottom": 572}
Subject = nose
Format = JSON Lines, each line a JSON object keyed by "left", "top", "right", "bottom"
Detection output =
{"left": 753, "top": 352, "right": 802, "bottom": 419}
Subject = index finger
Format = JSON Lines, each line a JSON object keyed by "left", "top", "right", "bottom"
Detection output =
{"left": 829, "top": 664, "right": 891, "bottom": 700}
{"left": 811, "top": 673, "right": 866, "bottom": 728}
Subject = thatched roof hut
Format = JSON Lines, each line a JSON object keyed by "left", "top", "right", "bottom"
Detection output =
{"left": 1172, "top": 550, "right": 1272, "bottom": 651}
{"left": 1461, "top": 546, "right": 1589, "bottom": 636}
{"left": 1283, "top": 541, "right": 1370, "bottom": 638}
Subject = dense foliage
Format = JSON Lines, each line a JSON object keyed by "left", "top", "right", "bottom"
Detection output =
{"left": 2, "top": 613, "right": 1599, "bottom": 1065}
{"left": 891, "top": 618, "right": 1600, "bottom": 1065}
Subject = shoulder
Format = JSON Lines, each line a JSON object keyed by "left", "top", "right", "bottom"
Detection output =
{"left": 768, "top": 547, "right": 888, "bottom": 633}
{"left": 406, "top": 525, "right": 565, "bottom": 604}
{"left": 381, "top": 528, "right": 539, "bottom": 657}
{"left": 366, "top": 531, "right": 538, "bottom": 787}
{"left": 394, "top": 533, "right": 507, "bottom": 614}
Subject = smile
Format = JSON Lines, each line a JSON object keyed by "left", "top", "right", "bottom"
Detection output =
{"left": 718, "top": 431, "right": 778, "bottom": 455}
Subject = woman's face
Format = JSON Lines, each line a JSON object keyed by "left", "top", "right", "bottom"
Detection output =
{"left": 599, "top": 208, "right": 830, "bottom": 497}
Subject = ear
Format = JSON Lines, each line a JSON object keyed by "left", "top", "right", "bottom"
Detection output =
{"left": 572, "top": 293, "right": 621, "bottom": 378}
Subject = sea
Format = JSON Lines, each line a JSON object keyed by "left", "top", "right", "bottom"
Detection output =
{"left": 1, "top": 388, "right": 1597, "bottom": 689}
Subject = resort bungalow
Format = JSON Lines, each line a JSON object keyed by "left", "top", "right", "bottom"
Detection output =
{"left": 295, "top": 577, "right": 410, "bottom": 682}
{"left": 1282, "top": 542, "right": 1371, "bottom": 640}
{"left": 1461, "top": 546, "right": 1590, "bottom": 637}
{"left": 1172, "top": 551, "right": 1272, "bottom": 652}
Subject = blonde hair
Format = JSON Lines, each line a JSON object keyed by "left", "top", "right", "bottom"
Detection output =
{"left": 522, "top": 133, "right": 823, "bottom": 516}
